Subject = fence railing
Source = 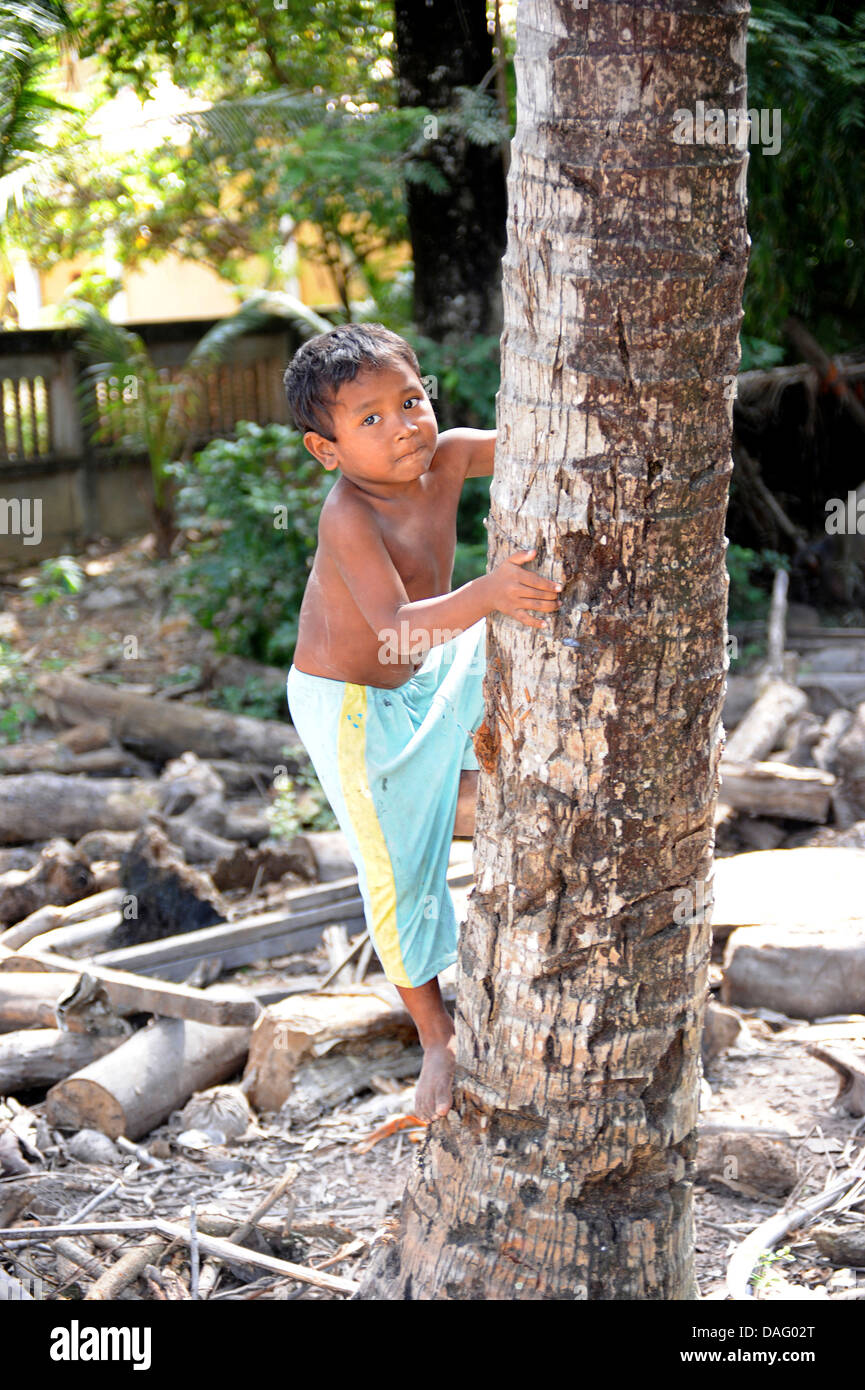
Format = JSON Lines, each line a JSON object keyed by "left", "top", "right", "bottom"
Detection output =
{"left": 0, "top": 316, "right": 302, "bottom": 468}
{"left": 0, "top": 315, "right": 306, "bottom": 563}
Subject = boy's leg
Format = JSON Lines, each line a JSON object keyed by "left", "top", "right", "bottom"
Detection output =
{"left": 398, "top": 771, "right": 477, "bottom": 1121}
{"left": 452, "top": 769, "right": 478, "bottom": 838}
{"left": 395, "top": 976, "right": 455, "bottom": 1122}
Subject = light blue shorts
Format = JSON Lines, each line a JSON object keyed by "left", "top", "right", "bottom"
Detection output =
{"left": 286, "top": 619, "right": 486, "bottom": 988}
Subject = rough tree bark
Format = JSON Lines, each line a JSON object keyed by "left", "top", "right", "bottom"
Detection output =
{"left": 360, "top": 0, "right": 749, "bottom": 1299}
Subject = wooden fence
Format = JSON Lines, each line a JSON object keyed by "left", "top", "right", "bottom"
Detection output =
{"left": 0, "top": 316, "right": 304, "bottom": 564}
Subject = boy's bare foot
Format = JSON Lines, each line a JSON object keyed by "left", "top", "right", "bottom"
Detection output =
{"left": 414, "top": 1034, "right": 456, "bottom": 1122}
{"left": 395, "top": 976, "right": 456, "bottom": 1122}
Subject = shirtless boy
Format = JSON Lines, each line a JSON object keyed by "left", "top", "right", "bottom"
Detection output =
{"left": 283, "top": 323, "right": 561, "bottom": 1121}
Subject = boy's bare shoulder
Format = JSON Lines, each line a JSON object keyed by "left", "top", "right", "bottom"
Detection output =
{"left": 317, "top": 477, "right": 382, "bottom": 547}
{"left": 431, "top": 428, "right": 495, "bottom": 479}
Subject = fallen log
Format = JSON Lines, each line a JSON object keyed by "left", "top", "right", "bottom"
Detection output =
{"left": 23, "top": 912, "right": 122, "bottom": 958}
{"left": 719, "top": 760, "right": 834, "bottom": 821}
{"left": 0, "top": 776, "right": 158, "bottom": 847}
{"left": 0, "top": 889, "right": 125, "bottom": 950}
{"left": 92, "top": 884, "right": 366, "bottom": 980}
{"left": 0, "top": 1029, "right": 123, "bottom": 1092}
{"left": 811, "top": 1224, "right": 865, "bottom": 1267}
{"left": 243, "top": 984, "right": 416, "bottom": 1112}
{"left": 281, "top": 1039, "right": 424, "bottom": 1126}
{"left": 0, "top": 972, "right": 72, "bottom": 1031}
{"left": 35, "top": 670, "right": 303, "bottom": 767}
{"left": 45, "top": 986, "right": 255, "bottom": 1139}
{"left": 712, "top": 846, "right": 865, "bottom": 936}
{"left": 0, "top": 948, "right": 260, "bottom": 1027}
{"left": 722, "top": 924, "right": 865, "bottom": 1020}
{"left": 805, "top": 1043, "right": 865, "bottom": 1116}
{"left": 0, "top": 842, "right": 95, "bottom": 922}
{"left": 0, "top": 740, "right": 149, "bottom": 776}
{"left": 722, "top": 679, "right": 808, "bottom": 764}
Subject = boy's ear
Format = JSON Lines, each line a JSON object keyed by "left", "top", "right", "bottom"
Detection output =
{"left": 303, "top": 430, "right": 339, "bottom": 471}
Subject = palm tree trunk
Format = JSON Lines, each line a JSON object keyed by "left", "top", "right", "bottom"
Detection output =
{"left": 360, "top": 0, "right": 750, "bottom": 1300}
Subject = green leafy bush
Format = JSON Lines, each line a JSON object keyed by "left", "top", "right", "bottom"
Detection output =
{"left": 267, "top": 767, "right": 338, "bottom": 842}
{"left": 20, "top": 555, "right": 84, "bottom": 606}
{"left": 0, "top": 641, "right": 37, "bottom": 744}
{"left": 726, "top": 543, "right": 790, "bottom": 626}
{"left": 174, "top": 422, "right": 334, "bottom": 669}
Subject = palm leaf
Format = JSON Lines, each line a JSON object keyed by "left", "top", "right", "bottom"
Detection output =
{"left": 188, "top": 291, "right": 333, "bottom": 369}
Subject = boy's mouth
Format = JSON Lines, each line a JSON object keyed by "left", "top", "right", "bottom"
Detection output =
{"left": 396, "top": 444, "right": 427, "bottom": 464}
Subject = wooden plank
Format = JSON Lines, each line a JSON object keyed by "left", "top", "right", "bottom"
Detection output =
{"left": 109, "top": 920, "right": 366, "bottom": 982}
{"left": 90, "top": 865, "right": 474, "bottom": 978}
{"left": 718, "top": 760, "right": 834, "bottom": 821}
{"left": 0, "top": 948, "right": 259, "bottom": 1026}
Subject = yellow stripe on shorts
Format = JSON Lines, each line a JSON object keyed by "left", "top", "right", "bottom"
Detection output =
{"left": 337, "top": 683, "right": 411, "bottom": 988}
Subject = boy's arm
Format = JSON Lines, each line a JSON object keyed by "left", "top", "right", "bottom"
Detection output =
{"left": 321, "top": 495, "right": 561, "bottom": 660}
{"left": 322, "top": 497, "right": 491, "bottom": 658}
{"left": 435, "top": 428, "right": 496, "bottom": 478}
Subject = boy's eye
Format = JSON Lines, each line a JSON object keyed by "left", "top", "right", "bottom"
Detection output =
{"left": 360, "top": 413, "right": 381, "bottom": 426}
{"left": 403, "top": 396, "right": 421, "bottom": 410}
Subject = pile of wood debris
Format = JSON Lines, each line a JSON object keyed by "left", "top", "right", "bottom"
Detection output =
{"left": 1, "top": 564, "right": 865, "bottom": 1299}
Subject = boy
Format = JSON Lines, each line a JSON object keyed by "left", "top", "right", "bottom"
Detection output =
{"left": 283, "top": 323, "right": 561, "bottom": 1121}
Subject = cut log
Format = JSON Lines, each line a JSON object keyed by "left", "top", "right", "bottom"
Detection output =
{"left": 92, "top": 882, "right": 366, "bottom": 980}
{"left": 0, "top": 889, "right": 125, "bottom": 950}
{"left": 718, "top": 760, "right": 834, "bottom": 821}
{"left": 805, "top": 1044, "right": 865, "bottom": 1116}
{"left": 0, "top": 740, "right": 148, "bottom": 776}
{"left": 109, "top": 824, "right": 226, "bottom": 950}
{"left": 0, "top": 948, "right": 260, "bottom": 1027}
{"left": 45, "top": 986, "right": 255, "bottom": 1139}
{"left": 696, "top": 1130, "right": 799, "bottom": 1196}
{"left": 722, "top": 679, "right": 808, "bottom": 764}
{"left": 210, "top": 839, "right": 317, "bottom": 891}
{"left": 59, "top": 722, "right": 113, "bottom": 753}
{"left": 24, "top": 912, "right": 122, "bottom": 959}
{"left": 0, "top": 1029, "right": 122, "bottom": 1092}
{"left": 722, "top": 925, "right": 865, "bottom": 1020}
{"left": 0, "top": 777, "right": 158, "bottom": 847}
{"left": 0, "top": 842, "right": 96, "bottom": 923}
{"left": 0, "top": 973, "right": 72, "bottom": 1031}
{"left": 811, "top": 1224, "right": 865, "bottom": 1267}
{"left": 280, "top": 1038, "right": 424, "bottom": 1126}
{"left": 35, "top": 670, "right": 304, "bottom": 767}
{"left": 243, "top": 984, "right": 416, "bottom": 1112}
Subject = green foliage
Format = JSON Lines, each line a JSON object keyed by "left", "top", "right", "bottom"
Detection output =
{"left": 409, "top": 332, "right": 500, "bottom": 430}
{"left": 19, "top": 554, "right": 84, "bottom": 605}
{"left": 0, "top": 640, "right": 37, "bottom": 744}
{"left": 0, "top": 0, "right": 74, "bottom": 183}
{"left": 174, "top": 422, "right": 334, "bottom": 668}
{"left": 750, "top": 1245, "right": 795, "bottom": 1292}
{"left": 267, "top": 766, "right": 338, "bottom": 843}
{"left": 208, "top": 678, "right": 285, "bottom": 723}
{"left": 745, "top": 3, "right": 865, "bottom": 351}
{"left": 739, "top": 335, "right": 786, "bottom": 372}
{"left": 726, "top": 544, "right": 791, "bottom": 626}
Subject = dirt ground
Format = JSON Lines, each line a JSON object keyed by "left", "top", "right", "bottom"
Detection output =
{"left": 2, "top": 535, "right": 864, "bottom": 1301}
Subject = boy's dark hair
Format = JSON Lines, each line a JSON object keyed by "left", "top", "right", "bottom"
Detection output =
{"left": 283, "top": 323, "right": 422, "bottom": 439}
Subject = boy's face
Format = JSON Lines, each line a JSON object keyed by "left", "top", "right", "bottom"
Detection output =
{"left": 303, "top": 362, "right": 438, "bottom": 496}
